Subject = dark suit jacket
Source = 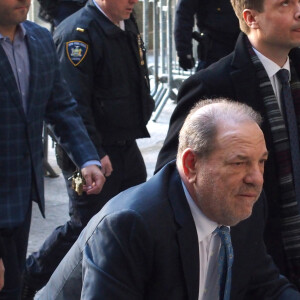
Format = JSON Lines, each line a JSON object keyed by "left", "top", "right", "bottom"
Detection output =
{"left": 155, "top": 33, "right": 300, "bottom": 276}
{"left": 41, "top": 162, "right": 299, "bottom": 300}
{"left": 0, "top": 21, "right": 99, "bottom": 228}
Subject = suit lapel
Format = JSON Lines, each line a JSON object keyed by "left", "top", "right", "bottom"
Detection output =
{"left": 168, "top": 169, "right": 199, "bottom": 300}
{"left": 230, "top": 33, "right": 286, "bottom": 152}
{"left": 0, "top": 44, "right": 26, "bottom": 119}
{"left": 230, "top": 34, "right": 263, "bottom": 113}
{"left": 231, "top": 68, "right": 257, "bottom": 108}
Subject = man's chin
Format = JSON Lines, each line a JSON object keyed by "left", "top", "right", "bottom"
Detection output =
{"left": 225, "top": 210, "right": 253, "bottom": 227}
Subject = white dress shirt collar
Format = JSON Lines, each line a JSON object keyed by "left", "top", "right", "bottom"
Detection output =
{"left": 181, "top": 181, "right": 230, "bottom": 300}
{"left": 93, "top": 0, "right": 125, "bottom": 30}
{"left": 252, "top": 47, "right": 290, "bottom": 79}
{"left": 252, "top": 47, "right": 290, "bottom": 112}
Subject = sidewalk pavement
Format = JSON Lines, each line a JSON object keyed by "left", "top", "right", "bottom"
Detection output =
{"left": 27, "top": 99, "right": 176, "bottom": 255}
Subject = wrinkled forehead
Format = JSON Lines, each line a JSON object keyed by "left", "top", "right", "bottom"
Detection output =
{"left": 215, "top": 120, "right": 266, "bottom": 151}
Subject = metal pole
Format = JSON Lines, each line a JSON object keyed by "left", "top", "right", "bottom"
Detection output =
{"left": 28, "top": 0, "right": 35, "bottom": 21}
{"left": 153, "top": 0, "right": 173, "bottom": 121}
{"left": 167, "top": 0, "right": 173, "bottom": 89}
{"left": 151, "top": 0, "right": 160, "bottom": 98}
{"left": 159, "top": 0, "right": 167, "bottom": 74}
{"left": 143, "top": 0, "right": 149, "bottom": 50}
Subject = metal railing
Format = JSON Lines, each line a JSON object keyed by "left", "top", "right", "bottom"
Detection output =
{"left": 141, "top": 0, "right": 195, "bottom": 121}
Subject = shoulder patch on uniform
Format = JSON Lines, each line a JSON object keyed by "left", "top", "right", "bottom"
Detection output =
{"left": 66, "top": 40, "right": 88, "bottom": 66}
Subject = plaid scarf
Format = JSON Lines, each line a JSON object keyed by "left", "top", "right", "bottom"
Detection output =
{"left": 247, "top": 40, "right": 300, "bottom": 284}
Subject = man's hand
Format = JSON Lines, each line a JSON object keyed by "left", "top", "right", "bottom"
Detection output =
{"left": 81, "top": 165, "right": 105, "bottom": 195}
{"left": 179, "top": 54, "right": 195, "bottom": 71}
{"left": 100, "top": 155, "right": 113, "bottom": 177}
{"left": 0, "top": 258, "right": 4, "bottom": 291}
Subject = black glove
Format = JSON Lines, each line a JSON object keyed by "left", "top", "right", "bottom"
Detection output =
{"left": 178, "top": 54, "right": 195, "bottom": 71}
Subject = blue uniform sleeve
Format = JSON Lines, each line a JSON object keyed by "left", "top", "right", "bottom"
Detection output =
{"left": 174, "top": 0, "right": 198, "bottom": 57}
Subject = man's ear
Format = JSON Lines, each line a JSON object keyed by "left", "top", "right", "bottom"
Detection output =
{"left": 243, "top": 9, "right": 260, "bottom": 29}
{"left": 181, "top": 148, "right": 198, "bottom": 183}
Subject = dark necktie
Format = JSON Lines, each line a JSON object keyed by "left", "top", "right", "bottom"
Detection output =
{"left": 215, "top": 226, "right": 234, "bottom": 300}
{"left": 277, "top": 69, "right": 300, "bottom": 210}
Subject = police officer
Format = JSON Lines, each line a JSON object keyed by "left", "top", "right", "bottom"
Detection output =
{"left": 175, "top": 0, "right": 240, "bottom": 71}
{"left": 22, "top": 0, "right": 154, "bottom": 298}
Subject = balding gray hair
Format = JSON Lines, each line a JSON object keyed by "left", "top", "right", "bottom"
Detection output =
{"left": 177, "top": 98, "right": 262, "bottom": 159}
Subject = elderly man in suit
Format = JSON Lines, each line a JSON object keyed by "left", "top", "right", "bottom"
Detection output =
{"left": 38, "top": 100, "right": 300, "bottom": 299}
{"left": 156, "top": 0, "right": 300, "bottom": 289}
{"left": 0, "top": 0, "right": 105, "bottom": 299}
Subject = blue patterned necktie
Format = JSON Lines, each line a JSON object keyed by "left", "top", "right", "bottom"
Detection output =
{"left": 215, "top": 226, "right": 234, "bottom": 300}
{"left": 277, "top": 69, "right": 300, "bottom": 211}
